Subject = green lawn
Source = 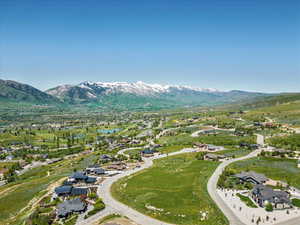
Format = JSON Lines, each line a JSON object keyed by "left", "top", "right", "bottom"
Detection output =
{"left": 236, "top": 193, "right": 258, "bottom": 208}
{"left": 228, "top": 157, "right": 300, "bottom": 189}
{"left": 112, "top": 153, "right": 228, "bottom": 225}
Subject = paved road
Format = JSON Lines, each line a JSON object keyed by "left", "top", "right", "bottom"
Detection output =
{"left": 80, "top": 148, "right": 196, "bottom": 225}
{"left": 277, "top": 216, "right": 300, "bottom": 225}
{"left": 79, "top": 135, "right": 300, "bottom": 225}
{"left": 207, "top": 133, "right": 265, "bottom": 225}
{"left": 191, "top": 126, "right": 235, "bottom": 137}
{"left": 207, "top": 149, "right": 262, "bottom": 225}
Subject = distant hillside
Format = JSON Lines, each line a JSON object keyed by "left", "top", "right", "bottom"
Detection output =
{"left": 238, "top": 93, "right": 300, "bottom": 109}
{"left": 0, "top": 79, "right": 60, "bottom": 104}
{"left": 46, "top": 81, "right": 269, "bottom": 110}
{"left": 0, "top": 79, "right": 278, "bottom": 111}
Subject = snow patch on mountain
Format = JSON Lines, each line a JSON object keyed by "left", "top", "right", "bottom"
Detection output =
{"left": 79, "top": 81, "right": 219, "bottom": 96}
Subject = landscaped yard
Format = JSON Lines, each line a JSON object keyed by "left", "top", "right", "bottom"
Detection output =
{"left": 227, "top": 157, "right": 300, "bottom": 189}
{"left": 236, "top": 193, "right": 258, "bottom": 208}
{"left": 112, "top": 153, "right": 228, "bottom": 225}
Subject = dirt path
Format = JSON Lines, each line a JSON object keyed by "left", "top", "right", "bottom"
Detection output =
{"left": 8, "top": 177, "right": 65, "bottom": 223}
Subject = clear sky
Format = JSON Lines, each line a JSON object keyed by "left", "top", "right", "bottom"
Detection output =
{"left": 1, "top": 0, "right": 300, "bottom": 92}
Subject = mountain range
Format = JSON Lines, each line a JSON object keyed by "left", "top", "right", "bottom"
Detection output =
{"left": 0, "top": 79, "right": 273, "bottom": 110}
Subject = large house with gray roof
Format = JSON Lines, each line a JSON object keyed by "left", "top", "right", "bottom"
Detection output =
{"left": 57, "top": 198, "right": 87, "bottom": 218}
{"left": 252, "top": 184, "right": 292, "bottom": 209}
{"left": 55, "top": 185, "right": 89, "bottom": 197}
{"left": 234, "top": 171, "right": 268, "bottom": 185}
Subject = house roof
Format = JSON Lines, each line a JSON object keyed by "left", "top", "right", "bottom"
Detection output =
{"left": 57, "top": 198, "right": 86, "bottom": 217}
{"left": 234, "top": 171, "right": 268, "bottom": 184}
{"left": 70, "top": 172, "right": 88, "bottom": 180}
{"left": 63, "top": 180, "right": 74, "bottom": 186}
{"left": 93, "top": 168, "right": 105, "bottom": 174}
{"left": 252, "top": 184, "right": 291, "bottom": 205}
{"left": 87, "top": 164, "right": 100, "bottom": 169}
{"left": 55, "top": 185, "right": 73, "bottom": 195}
{"left": 142, "top": 149, "right": 156, "bottom": 154}
{"left": 100, "top": 154, "right": 112, "bottom": 159}
{"left": 85, "top": 177, "right": 97, "bottom": 183}
{"left": 70, "top": 187, "right": 88, "bottom": 196}
{"left": 205, "top": 153, "right": 226, "bottom": 159}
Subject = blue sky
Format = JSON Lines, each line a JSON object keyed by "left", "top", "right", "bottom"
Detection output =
{"left": 1, "top": 0, "right": 299, "bottom": 92}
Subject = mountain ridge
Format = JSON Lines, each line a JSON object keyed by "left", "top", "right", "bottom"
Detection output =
{"left": 0, "top": 79, "right": 287, "bottom": 111}
{"left": 45, "top": 81, "right": 269, "bottom": 109}
{"left": 0, "top": 79, "right": 60, "bottom": 104}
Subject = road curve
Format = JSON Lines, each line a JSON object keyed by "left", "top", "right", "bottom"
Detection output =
{"left": 80, "top": 148, "right": 196, "bottom": 225}
{"left": 79, "top": 145, "right": 300, "bottom": 225}
{"left": 207, "top": 149, "right": 262, "bottom": 225}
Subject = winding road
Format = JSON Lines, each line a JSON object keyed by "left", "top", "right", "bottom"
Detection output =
{"left": 207, "top": 148, "right": 262, "bottom": 225}
{"left": 78, "top": 133, "right": 300, "bottom": 225}
{"left": 77, "top": 148, "right": 196, "bottom": 225}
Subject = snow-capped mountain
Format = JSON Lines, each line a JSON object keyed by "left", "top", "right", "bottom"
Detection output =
{"left": 47, "top": 81, "right": 219, "bottom": 98}
{"left": 46, "top": 81, "right": 267, "bottom": 110}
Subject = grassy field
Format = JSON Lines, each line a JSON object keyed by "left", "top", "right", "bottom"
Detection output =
{"left": 243, "top": 101, "right": 300, "bottom": 126}
{"left": 156, "top": 133, "right": 255, "bottom": 154}
{"left": 228, "top": 157, "right": 300, "bottom": 189}
{"left": 0, "top": 153, "right": 97, "bottom": 225}
{"left": 215, "top": 148, "right": 253, "bottom": 158}
{"left": 112, "top": 153, "right": 228, "bottom": 225}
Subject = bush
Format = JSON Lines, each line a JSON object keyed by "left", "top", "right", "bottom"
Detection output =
{"left": 85, "top": 199, "right": 106, "bottom": 219}
{"left": 292, "top": 198, "right": 300, "bottom": 207}
{"left": 195, "top": 152, "right": 205, "bottom": 160}
{"left": 88, "top": 192, "right": 98, "bottom": 200}
{"left": 265, "top": 203, "right": 273, "bottom": 212}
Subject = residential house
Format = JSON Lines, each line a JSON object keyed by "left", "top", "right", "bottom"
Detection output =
{"left": 207, "top": 144, "right": 224, "bottom": 151}
{"left": 204, "top": 153, "right": 226, "bottom": 161}
{"left": 100, "top": 154, "right": 112, "bottom": 162}
{"left": 68, "top": 172, "right": 97, "bottom": 184}
{"left": 141, "top": 149, "right": 157, "bottom": 157}
{"left": 55, "top": 185, "right": 89, "bottom": 197}
{"left": 55, "top": 186, "right": 73, "bottom": 197}
{"left": 107, "top": 162, "right": 126, "bottom": 170}
{"left": 193, "top": 143, "right": 208, "bottom": 149}
{"left": 86, "top": 165, "right": 106, "bottom": 175}
{"left": 252, "top": 184, "right": 292, "bottom": 209}
{"left": 234, "top": 171, "right": 268, "bottom": 185}
{"left": 57, "top": 198, "right": 87, "bottom": 218}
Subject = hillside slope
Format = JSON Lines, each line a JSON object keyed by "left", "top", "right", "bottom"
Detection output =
{"left": 0, "top": 79, "right": 60, "bottom": 104}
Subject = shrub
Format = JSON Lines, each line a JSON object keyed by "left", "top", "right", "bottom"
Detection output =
{"left": 265, "top": 203, "right": 273, "bottom": 212}
{"left": 85, "top": 199, "right": 106, "bottom": 218}
{"left": 292, "top": 198, "right": 300, "bottom": 207}
{"left": 88, "top": 192, "right": 98, "bottom": 200}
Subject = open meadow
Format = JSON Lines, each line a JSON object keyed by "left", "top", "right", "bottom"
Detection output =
{"left": 112, "top": 153, "right": 228, "bottom": 225}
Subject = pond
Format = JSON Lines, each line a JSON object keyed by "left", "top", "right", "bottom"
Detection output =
{"left": 97, "top": 128, "right": 122, "bottom": 134}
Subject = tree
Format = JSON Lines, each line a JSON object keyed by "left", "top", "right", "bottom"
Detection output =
{"left": 195, "top": 152, "right": 205, "bottom": 160}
